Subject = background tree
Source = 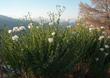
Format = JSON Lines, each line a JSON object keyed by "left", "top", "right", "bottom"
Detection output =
{"left": 80, "top": 0, "right": 110, "bottom": 30}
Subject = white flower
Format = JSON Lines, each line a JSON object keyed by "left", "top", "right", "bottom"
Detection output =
{"left": 102, "top": 31, "right": 106, "bottom": 35}
{"left": 105, "top": 53, "right": 109, "bottom": 56}
{"left": 8, "top": 30, "right": 12, "bottom": 33}
{"left": 67, "top": 25, "right": 72, "bottom": 28}
{"left": 95, "top": 58, "right": 99, "bottom": 61}
{"left": 28, "top": 26, "right": 31, "bottom": 29}
{"left": 104, "top": 45, "right": 109, "bottom": 49}
{"left": 28, "top": 25, "right": 33, "bottom": 29}
{"left": 98, "top": 36, "right": 104, "bottom": 40}
{"left": 48, "top": 38, "right": 54, "bottom": 43}
{"left": 19, "top": 26, "right": 26, "bottom": 31}
{"left": 100, "top": 48, "right": 104, "bottom": 51}
{"left": 49, "top": 22, "right": 53, "bottom": 26}
{"left": 89, "top": 27, "right": 94, "bottom": 31}
{"left": 12, "top": 35, "right": 19, "bottom": 41}
{"left": 51, "top": 32, "right": 56, "bottom": 36}
{"left": 13, "top": 27, "right": 19, "bottom": 32}
{"left": 108, "top": 36, "right": 110, "bottom": 39}
{"left": 28, "top": 23, "right": 33, "bottom": 29}
{"left": 100, "top": 26, "right": 105, "bottom": 29}
{"left": 36, "top": 26, "right": 39, "bottom": 29}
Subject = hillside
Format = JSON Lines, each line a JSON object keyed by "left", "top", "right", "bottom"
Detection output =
{"left": 0, "top": 15, "right": 75, "bottom": 29}
{"left": 0, "top": 15, "right": 28, "bottom": 28}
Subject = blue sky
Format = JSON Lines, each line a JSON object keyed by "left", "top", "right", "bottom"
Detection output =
{"left": 0, "top": 0, "right": 90, "bottom": 19}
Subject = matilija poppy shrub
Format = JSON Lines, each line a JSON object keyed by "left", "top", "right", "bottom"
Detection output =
{"left": 0, "top": 25, "right": 110, "bottom": 78}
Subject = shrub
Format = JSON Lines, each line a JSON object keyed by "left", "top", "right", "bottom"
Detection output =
{"left": 0, "top": 25, "right": 110, "bottom": 78}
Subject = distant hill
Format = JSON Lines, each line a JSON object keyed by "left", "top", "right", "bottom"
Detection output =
{"left": 0, "top": 15, "right": 29, "bottom": 28}
{"left": 0, "top": 15, "right": 75, "bottom": 29}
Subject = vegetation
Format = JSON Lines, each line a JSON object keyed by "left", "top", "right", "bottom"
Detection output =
{"left": 80, "top": 0, "right": 110, "bottom": 29}
{"left": 0, "top": 1, "right": 110, "bottom": 78}
{"left": 0, "top": 23, "right": 110, "bottom": 78}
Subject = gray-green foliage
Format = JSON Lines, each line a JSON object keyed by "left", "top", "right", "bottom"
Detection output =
{"left": 0, "top": 25, "right": 110, "bottom": 78}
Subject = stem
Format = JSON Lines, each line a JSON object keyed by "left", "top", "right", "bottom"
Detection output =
{"left": 0, "top": 59, "right": 4, "bottom": 78}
